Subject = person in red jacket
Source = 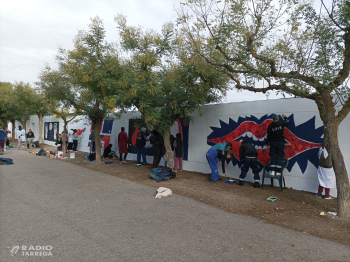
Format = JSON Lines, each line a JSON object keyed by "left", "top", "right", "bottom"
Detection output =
{"left": 118, "top": 127, "right": 130, "bottom": 164}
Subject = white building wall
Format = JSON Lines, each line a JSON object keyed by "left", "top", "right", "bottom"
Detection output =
{"left": 8, "top": 98, "right": 350, "bottom": 195}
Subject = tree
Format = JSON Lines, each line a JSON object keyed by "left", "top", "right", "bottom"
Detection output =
{"left": 41, "top": 17, "right": 123, "bottom": 161}
{"left": 31, "top": 90, "right": 53, "bottom": 144}
{"left": 12, "top": 82, "right": 37, "bottom": 135}
{"left": 36, "top": 69, "right": 77, "bottom": 151}
{"left": 114, "top": 15, "right": 230, "bottom": 168}
{"left": 178, "top": 0, "right": 350, "bottom": 217}
{"left": 0, "top": 82, "right": 14, "bottom": 128}
{"left": 0, "top": 82, "right": 32, "bottom": 138}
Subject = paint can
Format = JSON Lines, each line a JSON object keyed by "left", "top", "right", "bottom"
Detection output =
{"left": 58, "top": 151, "right": 63, "bottom": 158}
{"left": 70, "top": 151, "right": 76, "bottom": 159}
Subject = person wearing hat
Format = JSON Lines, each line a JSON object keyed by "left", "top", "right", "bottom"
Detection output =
{"left": 266, "top": 113, "right": 290, "bottom": 176}
{"left": 206, "top": 148, "right": 233, "bottom": 183}
{"left": 238, "top": 140, "right": 261, "bottom": 187}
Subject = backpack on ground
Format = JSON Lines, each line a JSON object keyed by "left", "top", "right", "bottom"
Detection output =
{"left": 36, "top": 148, "right": 45, "bottom": 156}
{"left": 34, "top": 141, "right": 40, "bottom": 148}
{"left": 148, "top": 167, "right": 176, "bottom": 182}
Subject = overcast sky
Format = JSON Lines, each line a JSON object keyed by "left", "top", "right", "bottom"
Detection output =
{"left": 0, "top": 0, "right": 289, "bottom": 103}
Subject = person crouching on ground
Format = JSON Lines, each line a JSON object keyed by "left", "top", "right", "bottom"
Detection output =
{"left": 0, "top": 126, "right": 6, "bottom": 154}
{"left": 206, "top": 149, "right": 233, "bottom": 183}
{"left": 26, "top": 129, "right": 35, "bottom": 149}
{"left": 238, "top": 140, "right": 261, "bottom": 188}
{"left": 266, "top": 113, "right": 290, "bottom": 176}
{"left": 103, "top": 144, "right": 115, "bottom": 159}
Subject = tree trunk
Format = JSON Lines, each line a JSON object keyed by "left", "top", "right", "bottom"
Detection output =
{"left": 11, "top": 119, "right": 15, "bottom": 139}
{"left": 94, "top": 119, "right": 102, "bottom": 162}
{"left": 38, "top": 113, "right": 43, "bottom": 144}
{"left": 162, "top": 129, "right": 173, "bottom": 169}
{"left": 324, "top": 122, "right": 350, "bottom": 218}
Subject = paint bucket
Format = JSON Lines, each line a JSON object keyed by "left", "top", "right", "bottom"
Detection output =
{"left": 70, "top": 151, "right": 76, "bottom": 159}
{"left": 58, "top": 151, "right": 63, "bottom": 158}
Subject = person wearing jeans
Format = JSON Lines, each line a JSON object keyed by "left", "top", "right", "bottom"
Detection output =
{"left": 135, "top": 128, "right": 149, "bottom": 166}
{"left": 266, "top": 113, "right": 290, "bottom": 176}
{"left": 0, "top": 126, "right": 6, "bottom": 154}
{"left": 206, "top": 149, "right": 233, "bottom": 183}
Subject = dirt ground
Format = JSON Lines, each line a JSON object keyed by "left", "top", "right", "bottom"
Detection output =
{"left": 10, "top": 141, "right": 350, "bottom": 246}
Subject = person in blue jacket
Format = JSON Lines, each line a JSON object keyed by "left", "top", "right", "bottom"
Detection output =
{"left": 0, "top": 126, "right": 6, "bottom": 154}
{"left": 208, "top": 142, "right": 233, "bottom": 165}
{"left": 208, "top": 142, "right": 232, "bottom": 151}
{"left": 206, "top": 149, "right": 233, "bottom": 183}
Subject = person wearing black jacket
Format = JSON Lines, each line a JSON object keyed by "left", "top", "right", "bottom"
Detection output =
{"left": 173, "top": 133, "right": 183, "bottom": 171}
{"left": 151, "top": 130, "right": 164, "bottom": 169}
{"left": 26, "top": 129, "right": 35, "bottom": 149}
{"left": 135, "top": 127, "right": 149, "bottom": 166}
{"left": 206, "top": 148, "right": 233, "bottom": 183}
{"left": 103, "top": 144, "right": 112, "bottom": 158}
{"left": 266, "top": 113, "right": 290, "bottom": 176}
{"left": 239, "top": 140, "right": 261, "bottom": 187}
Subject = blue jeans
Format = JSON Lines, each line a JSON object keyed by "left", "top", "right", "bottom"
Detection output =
{"left": 269, "top": 141, "right": 285, "bottom": 173}
{"left": 206, "top": 150, "right": 220, "bottom": 181}
{"left": 137, "top": 147, "right": 147, "bottom": 164}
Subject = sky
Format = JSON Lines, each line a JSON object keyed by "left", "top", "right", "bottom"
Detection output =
{"left": 0, "top": 0, "right": 289, "bottom": 103}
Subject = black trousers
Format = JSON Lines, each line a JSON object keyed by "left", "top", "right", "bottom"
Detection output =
{"left": 73, "top": 140, "right": 78, "bottom": 151}
{"left": 67, "top": 142, "right": 74, "bottom": 150}
{"left": 153, "top": 145, "right": 163, "bottom": 168}
{"left": 120, "top": 153, "right": 128, "bottom": 160}
{"left": 269, "top": 141, "right": 285, "bottom": 173}
{"left": 239, "top": 157, "right": 261, "bottom": 181}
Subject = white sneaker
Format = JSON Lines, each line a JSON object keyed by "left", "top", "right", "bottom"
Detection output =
{"left": 122, "top": 160, "right": 126, "bottom": 163}
{"left": 270, "top": 171, "right": 275, "bottom": 176}
{"left": 275, "top": 173, "right": 281, "bottom": 176}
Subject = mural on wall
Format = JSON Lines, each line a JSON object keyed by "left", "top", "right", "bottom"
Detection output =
{"left": 128, "top": 118, "right": 190, "bottom": 161}
{"left": 207, "top": 114, "right": 324, "bottom": 172}
{"left": 76, "top": 128, "right": 86, "bottom": 136}
{"left": 89, "top": 120, "right": 113, "bottom": 149}
{"left": 44, "top": 122, "right": 59, "bottom": 141}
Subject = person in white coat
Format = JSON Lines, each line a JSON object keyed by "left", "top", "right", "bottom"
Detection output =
{"left": 315, "top": 147, "right": 335, "bottom": 199}
{"left": 17, "top": 126, "right": 26, "bottom": 150}
{"left": 67, "top": 129, "right": 74, "bottom": 151}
